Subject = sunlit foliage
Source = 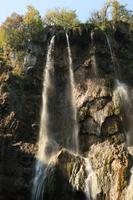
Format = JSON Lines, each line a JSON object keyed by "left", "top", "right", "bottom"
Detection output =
{"left": 44, "top": 8, "right": 80, "bottom": 29}
{"left": 23, "top": 5, "right": 44, "bottom": 40}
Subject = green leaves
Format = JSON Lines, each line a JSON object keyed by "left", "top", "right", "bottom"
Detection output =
{"left": 2, "top": 13, "right": 24, "bottom": 50}
{"left": 23, "top": 5, "right": 44, "bottom": 40}
{"left": 23, "top": 5, "right": 43, "bottom": 40}
{"left": 0, "top": 6, "right": 79, "bottom": 50}
{"left": 89, "top": 0, "right": 133, "bottom": 30}
{"left": 44, "top": 8, "right": 80, "bottom": 30}
{"left": 1, "top": 6, "right": 44, "bottom": 50}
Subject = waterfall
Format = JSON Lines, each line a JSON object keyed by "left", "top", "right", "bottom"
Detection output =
{"left": 115, "top": 80, "right": 132, "bottom": 108}
{"left": 32, "top": 33, "right": 80, "bottom": 199}
{"left": 114, "top": 80, "right": 133, "bottom": 146}
{"left": 106, "top": 34, "right": 133, "bottom": 146}
{"left": 85, "top": 159, "right": 100, "bottom": 200}
{"left": 105, "top": 33, "right": 120, "bottom": 79}
{"left": 38, "top": 35, "right": 56, "bottom": 163}
{"left": 85, "top": 159, "right": 93, "bottom": 200}
{"left": 91, "top": 30, "right": 98, "bottom": 76}
{"left": 66, "top": 32, "right": 79, "bottom": 153}
{"left": 32, "top": 36, "right": 56, "bottom": 200}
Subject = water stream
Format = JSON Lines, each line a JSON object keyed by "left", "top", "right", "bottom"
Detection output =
{"left": 85, "top": 159, "right": 93, "bottom": 200}
{"left": 85, "top": 158, "right": 100, "bottom": 200}
{"left": 66, "top": 32, "right": 79, "bottom": 153}
{"left": 114, "top": 80, "right": 133, "bottom": 146}
{"left": 106, "top": 34, "right": 133, "bottom": 146}
{"left": 91, "top": 30, "right": 98, "bottom": 76}
{"left": 32, "top": 33, "right": 80, "bottom": 199}
{"left": 105, "top": 33, "right": 120, "bottom": 79}
{"left": 32, "top": 36, "right": 55, "bottom": 200}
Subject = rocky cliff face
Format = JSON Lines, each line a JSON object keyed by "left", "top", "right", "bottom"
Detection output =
{"left": 0, "top": 23, "right": 133, "bottom": 200}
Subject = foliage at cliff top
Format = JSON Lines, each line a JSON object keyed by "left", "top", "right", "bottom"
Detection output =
{"left": 0, "top": 6, "right": 44, "bottom": 50}
{"left": 89, "top": 0, "right": 133, "bottom": 30}
{"left": 44, "top": 8, "right": 80, "bottom": 29}
{"left": 2, "top": 12, "right": 25, "bottom": 50}
{"left": 23, "top": 5, "right": 44, "bottom": 40}
{"left": 0, "top": 0, "right": 133, "bottom": 51}
{"left": 0, "top": 6, "right": 80, "bottom": 50}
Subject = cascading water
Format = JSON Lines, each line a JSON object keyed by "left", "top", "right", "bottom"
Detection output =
{"left": 114, "top": 80, "right": 132, "bottom": 108}
{"left": 32, "top": 33, "right": 80, "bottom": 199}
{"left": 84, "top": 158, "right": 100, "bottom": 200}
{"left": 66, "top": 32, "right": 79, "bottom": 153}
{"left": 91, "top": 30, "right": 98, "bottom": 76}
{"left": 105, "top": 33, "right": 120, "bottom": 79}
{"left": 106, "top": 34, "right": 133, "bottom": 146}
{"left": 66, "top": 33, "right": 97, "bottom": 199}
{"left": 32, "top": 36, "right": 56, "bottom": 200}
{"left": 114, "top": 80, "right": 133, "bottom": 146}
{"left": 85, "top": 159, "right": 93, "bottom": 200}
{"left": 37, "top": 35, "right": 56, "bottom": 163}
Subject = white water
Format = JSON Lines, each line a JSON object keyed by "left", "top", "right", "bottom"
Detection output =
{"left": 85, "top": 159, "right": 93, "bottom": 200}
{"left": 32, "top": 34, "right": 80, "bottom": 199}
{"left": 91, "top": 30, "right": 98, "bottom": 76}
{"left": 114, "top": 79, "right": 133, "bottom": 146}
{"left": 85, "top": 159, "right": 100, "bottom": 200}
{"left": 115, "top": 80, "right": 132, "bottom": 108}
{"left": 106, "top": 34, "right": 133, "bottom": 146}
{"left": 66, "top": 32, "right": 79, "bottom": 153}
{"left": 32, "top": 36, "right": 55, "bottom": 200}
{"left": 105, "top": 33, "right": 120, "bottom": 79}
{"left": 38, "top": 36, "right": 56, "bottom": 163}
{"left": 91, "top": 55, "right": 98, "bottom": 77}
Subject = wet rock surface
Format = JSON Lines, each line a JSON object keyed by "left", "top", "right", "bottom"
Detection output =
{"left": 42, "top": 149, "right": 86, "bottom": 200}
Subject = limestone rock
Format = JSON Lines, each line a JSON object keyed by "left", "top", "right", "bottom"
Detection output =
{"left": 23, "top": 53, "right": 37, "bottom": 69}
{"left": 89, "top": 141, "right": 129, "bottom": 200}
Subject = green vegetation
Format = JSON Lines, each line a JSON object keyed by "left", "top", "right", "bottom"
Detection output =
{"left": 0, "top": 6, "right": 44, "bottom": 51}
{"left": 3, "top": 12, "right": 24, "bottom": 50}
{"left": 3, "top": 6, "right": 44, "bottom": 49}
{"left": 0, "top": 6, "right": 80, "bottom": 51}
{"left": 89, "top": 0, "right": 133, "bottom": 29}
{"left": 23, "top": 5, "right": 44, "bottom": 41}
{"left": 0, "top": 6, "right": 45, "bottom": 76}
{"left": 0, "top": 0, "right": 132, "bottom": 77}
{"left": 44, "top": 8, "right": 80, "bottom": 29}
{"left": 0, "top": 0, "right": 132, "bottom": 51}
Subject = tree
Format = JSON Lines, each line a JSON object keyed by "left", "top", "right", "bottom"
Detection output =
{"left": 111, "top": 0, "right": 133, "bottom": 23}
{"left": 4, "top": 12, "right": 23, "bottom": 29}
{"left": 44, "top": 8, "right": 79, "bottom": 29}
{"left": 89, "top": 1, "right": 110, "bottom": 26}
{"left": 89, "top": 0, "right": 133, "bottom": 28}
{"left": 2, "top": 12, "right": 25, "bottom": 50}
{"left": 23, "top": 5, "right": 44, "bottom": 40}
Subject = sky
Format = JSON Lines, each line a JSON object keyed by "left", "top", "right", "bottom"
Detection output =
{"left": 0, "top": 0, "right": 133, "bottom": 24}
